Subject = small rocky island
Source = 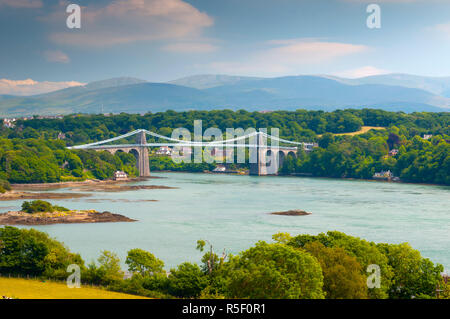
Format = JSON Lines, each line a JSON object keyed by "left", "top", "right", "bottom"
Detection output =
{"left": 270, "top": 209, "right": 312, "bottom": 216}
{"left": 0, "top": 200, "right": 136, "bottom": 226}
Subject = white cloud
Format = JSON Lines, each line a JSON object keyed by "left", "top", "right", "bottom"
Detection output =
{"left": 206, "top": 39, "right": 369, "bottom": 76}
{"left": 44, "top": 50, "right": 70, "bottom": 63}
{"left": 0, "top": 79, "right": 85, "bottom": 96}
{"left": 47, "top": 0, "right": 213, "bottom": 47}
{"left": 0, "top": 0, "right": 42, "bottom": 8}
{"left": 333, "top": 66, "right": 390, "bottom": 78}
{"left": 430, "top": 22, "right": 450, "bottom": 39}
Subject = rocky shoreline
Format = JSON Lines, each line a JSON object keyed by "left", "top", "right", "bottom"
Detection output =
{"left": 0, "top": 191, "right": 90, "bottom": 201}
{"left": 270, "top": 209, "right": 312, "bottom": 216}
{"left": 0, "top": 210, "right": 136, "bottom": 225}
{"left": 0, "top": 177, "right": 176, "bottom": 201}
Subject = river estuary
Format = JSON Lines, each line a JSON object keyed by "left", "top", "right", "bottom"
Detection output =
{"left": 1, "top": 172, "right": 449, "bottom": 271}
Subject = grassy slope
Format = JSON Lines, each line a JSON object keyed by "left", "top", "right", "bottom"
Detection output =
{"left": 333, "top": 126, "right": 386, "bottom": 136}
{"left": 0, "top": 278, "right": 148, "bottom": 299}
{"left": 317, "top": 126, "right": 385, "bottom": 137}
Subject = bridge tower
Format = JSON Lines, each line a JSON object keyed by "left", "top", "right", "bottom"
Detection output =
{"left": 249, "top": 132, "right": 296, "bottom": 176}
{"left": 136, "top": 130, "right": 150, "bottom": 177}
{"left": 249, "top": 132, "right": 273, "bottom": 176}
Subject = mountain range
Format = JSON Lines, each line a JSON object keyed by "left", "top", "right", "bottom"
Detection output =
{"left": 1, "top": 74, "right": 450, "bottom": 117}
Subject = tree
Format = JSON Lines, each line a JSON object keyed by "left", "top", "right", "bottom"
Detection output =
{"left": 125, "top": 248, "right": 164, "bottom": 276}
{"left": 288, "top": 231, "right": 393, "bottom": 299}
{"left": 303, "top": 241, "right": 368, "bottom": 299}
{"left": 377, "top": 243, "right": 444, "bottom": 299}
{"left": 167, "top": 262, "right": 208, "bottom": 298}
{"left": 319, "top": 133, "right": 335, "bottom": 149}
{"left": 224, "top": 241, "right": 324, "bottom": 299}
{"left": 94, "top": 251, "right": 124, "bottom": 285}
{"left": 0, "top": 226, "right": 84, "bottom": 277}
{"left": 196, "top": 240, "right": 227, "bottom": 275}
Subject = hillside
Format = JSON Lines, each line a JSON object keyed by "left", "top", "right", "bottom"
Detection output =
{"left": 0, "top": 74, "right": 449, "bottom": 117}
{"left": 0, "top": 277, "right": 148, "bottom": 299}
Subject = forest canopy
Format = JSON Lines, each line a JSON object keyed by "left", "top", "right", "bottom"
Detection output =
{"left": 0, "top": 109, "right": 448, "bottom": 185}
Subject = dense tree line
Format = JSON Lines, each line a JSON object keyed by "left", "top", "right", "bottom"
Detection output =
{"left": 280, "top": 127, "right": 450, "bottom": 185}
{"left": 0, "top": 137, "right": 138, "bottom": 184}
{"left": 2, "top": 109, "right": 448, "bottom": 145}
{"left": 0, "top": 109, "right": 448, "bottom": 185}
{"left": 149, "top": 156, "right": 215, "bottom": 173}
{"left": 0, "top": 226, "right": 446, "bottom": 299}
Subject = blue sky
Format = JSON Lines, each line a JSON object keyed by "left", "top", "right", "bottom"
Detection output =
{"left": 1, "top": 0, "right": 450, "bottom": 94}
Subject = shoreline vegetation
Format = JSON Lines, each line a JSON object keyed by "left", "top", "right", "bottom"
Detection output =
{"left": 0, "top": 109, "right": 448, "bottom": 187}
{"left": 0, "top": 226, "right": 447, "bottom": 299}
{"left": 0, "top": 210, "right": 136, "bottom": 225}
{"left": 0, "top": 200, "right": 136, "bottom": 225}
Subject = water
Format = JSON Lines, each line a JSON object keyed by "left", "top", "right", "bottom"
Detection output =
{"left": 1, "top": 172, "right": 449, "bottom": 271}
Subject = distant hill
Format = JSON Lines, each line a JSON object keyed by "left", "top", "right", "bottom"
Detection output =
{"left": 84, "top": 77, "right": 147, "bottom": 90}
{"left": 0, "top": 74, "right": 448, "bottom": 117}
{"left": 0, "top": 95, "right": 16, "bottom": 101}
{"left": 326, "top": 73, "right": 450, "bottom": 96}
{"left": 169, "top": 74, "right": 262, "bottom": 89}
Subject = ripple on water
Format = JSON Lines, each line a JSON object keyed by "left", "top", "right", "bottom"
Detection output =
{"left": 7, "top": 172, "right": 450, "bottom": 271}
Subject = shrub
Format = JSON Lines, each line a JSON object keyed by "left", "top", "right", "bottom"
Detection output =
{"left": 0, "top": 226, "right": 85, "bottom": 277}
{"left": 21, "top": 200, "right": 69, "bottom": 214}
{"left": 167, "top": 262, "right": 208, "bottom": 298}
{"left": 224, "top": 241, "right": 324, "bottom": 299}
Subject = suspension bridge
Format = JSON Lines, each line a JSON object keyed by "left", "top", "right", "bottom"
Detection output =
{"left": 67, "top": 129, "right": 316, "bottom": 176}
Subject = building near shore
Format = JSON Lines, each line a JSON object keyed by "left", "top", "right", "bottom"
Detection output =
{"left": 113, "top": 171, "right": 128, "bottom": 180}
{"left": 373, "top": 170, "right": 394, "bottom": 181}
{"left": 213, "top": 165, "right": 227, "bottom": 172}
{"left": 156, "top": 146, "right": 172, "bottom": 155}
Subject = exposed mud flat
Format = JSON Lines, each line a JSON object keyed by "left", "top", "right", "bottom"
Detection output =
{"left": 0, "top": 191, "right": 90, "bottom": 201}
{"left": 81, "top": 199, "right": 158, "bottom": 203}
{"left": 0, "top": 210, "right": 136, "bottom": 225}
{"left": 270, "top": 209, "right": 312, "bottom": 216}
{"left": 10, "top": 177, "right": 154, "bottom": 191}
{"left": 70, "top": 184, "right": 177, "bottom": 192}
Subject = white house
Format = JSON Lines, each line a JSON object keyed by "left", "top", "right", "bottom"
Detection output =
{"left": 156, "top": 146, "right": 172, "bottom": 155}
{"left": 113, "top": 171, "right": 128, "bottom": 180}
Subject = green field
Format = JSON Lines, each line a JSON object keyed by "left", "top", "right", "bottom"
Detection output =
{"left": 0, "top": 278, "right": 149, "bottom": 299}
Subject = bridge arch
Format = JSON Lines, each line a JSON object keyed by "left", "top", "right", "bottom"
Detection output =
{"left": 67, "top": 129, "right": 310, "bottom": 177}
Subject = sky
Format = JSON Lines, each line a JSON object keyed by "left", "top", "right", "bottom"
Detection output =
{"left": 1, "top": 0, "right": 450, "bottom": 95}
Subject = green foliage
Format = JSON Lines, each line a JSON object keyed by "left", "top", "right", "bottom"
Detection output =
{"left": 0, "top": 137, "right": 138, "bottom": 183}
{"left": 107, "top": 274, "right": 172, "bottom": 299}
{"left": 288, "top": 231, "right": 393, "bottom": 298}
{"left": 125, "top": 248, "right": 165, "bottom": 276}
{"left": 167, "top": 262, "right": 208, "bottom": 298}
{"left": 0, "top": 226, "right": 446, "bottom": 299}
{"left": 377, "top": 242, "right": 444, "bottom": 299}
{"left": 85, "top": 251, "right": 124, "bottom": 286}
{"left": 281, "top": 130, "right": 449, "bottom": 185}
{"left": 21, "top": 200, "right": 69, "bottom": 214}
{"left": 149, "top": 156, "right": 215, "bottom": 172}
{"left": 0, "top": 179, "right": 10, "bottom": 193}
{"left": 223, "top": 241, "right": 324, "bottom": 299}
{"left": 0, "top": 226, "right": 84, "bottom": 278}
{"left": 303, "top": 241, "right": 368, "bottom": 299}
{"left": 1, "top": 109, "right": 448, "bottom": 184}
